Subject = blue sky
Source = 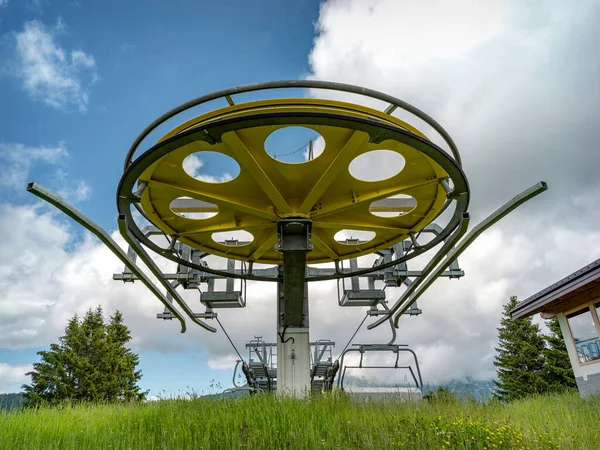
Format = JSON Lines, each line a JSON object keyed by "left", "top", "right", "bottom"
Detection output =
{"left": 1, "top": 0, "right": 600, "bottom": 396}
{"left": 1, "top": 0, "right": 320, "bottom": 229}
{"left": 0, "top": 0, "right": 322, "bottom": 395}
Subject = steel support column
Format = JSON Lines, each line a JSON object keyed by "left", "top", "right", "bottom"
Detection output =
{"left": 276, "top": 217, "right": 312, "bottom": 396}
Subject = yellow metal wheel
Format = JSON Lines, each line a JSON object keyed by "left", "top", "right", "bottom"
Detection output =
{"left": 135, "top": 98, "right": 456, "bottom": 264}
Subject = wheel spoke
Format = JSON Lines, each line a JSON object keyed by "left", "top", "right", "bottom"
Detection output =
{"left": 313, "top": 219, "right": 410, "bottom": 233}
{"left": 312, "top": 178, "right": 439, "bottom": 219}
{"left": 176, "top": 221, "right": 274, "bottom": 237}
{"left": 148, "top": 179, "right": 277, "bottom": 220}
{"left": 221, "top": 131, "right": 293, "bottom": 215}
{"left": 249, "top": 231, "right": 279, "bottom": 261}
{"left": 311, "top": 234, "right": 339, "bottom": 260}
{"left": 298, "top": 130, "right": 369, "bottom": 214}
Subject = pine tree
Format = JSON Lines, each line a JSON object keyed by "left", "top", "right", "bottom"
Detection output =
{"left": 22, "top": 307, "right": 146, "bottom": 406}
{"left": 104, "top": 311, "right": 144, "bottom": 401}
{"left": 493, "top": 296, "right": 547, "bottom": 402}
{"left": 543, "top": 316, "right": 577, "bottom": 392}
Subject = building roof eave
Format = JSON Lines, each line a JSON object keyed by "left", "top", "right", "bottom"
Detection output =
{"left": 511, "top": 258, "right": 600, "bottom": 319}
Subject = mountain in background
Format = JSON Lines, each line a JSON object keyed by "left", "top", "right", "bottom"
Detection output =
{"left": 342, "top": 375, "right": 496, "bottom": 401}
{"left": 0, "top": 378, "right": 497, "bottom": 408}
{"left": 423, "top": 378, "right": 496, "bottom": 401}
{"left": 0, "top": 393, "right": 26, "bottom": 410}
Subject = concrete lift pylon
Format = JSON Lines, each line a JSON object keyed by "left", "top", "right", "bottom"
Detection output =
{"left": 27, "top": 80, "right": 547, "bottom": 397}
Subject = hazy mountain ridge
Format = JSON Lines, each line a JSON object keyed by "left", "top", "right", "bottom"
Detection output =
{"left": 0, "top": 378, "right": 496, "bottom": 407}
{"left": 343, "top": 375, "right": 496, "bottom": 400}
{"left": 0, "top": 393, "right": 26, "bottom": 410}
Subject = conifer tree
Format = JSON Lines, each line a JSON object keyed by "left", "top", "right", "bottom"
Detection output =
{"left": 493, "top": 296, "right": 547, "bottom": 402}
{"left": 22, "top": 307, "right": 146, "bottom": 406}
{"left": 543, "top": 316, "right": 577, "bottom": 392}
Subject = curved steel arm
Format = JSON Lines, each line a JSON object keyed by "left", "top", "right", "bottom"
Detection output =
{"left": 367, "top": 213, "right": 470, "bottom": 330}
{"left": 118, "top": 107, "right": 470, "bottom": 282}
{"left": 26, "top": 182, "right": 188, "bottom": 333}
{"left": 232, "top": 360, "right": 246, "bottom": 388}
{"left": 393, "top": 181, "right": 549, "bottom": 327}
{"left": 124, "top": 80, "right": 462, "bottom": 170}
{"left": 379, "top": 302, "right": 397, "bottom": 345}
{"left": 118, "top": 214, "right": 216, "bottom": 333}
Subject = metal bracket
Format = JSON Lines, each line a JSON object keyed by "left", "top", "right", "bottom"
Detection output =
{"left": 276, "top": 217, "right": 313, "bottom": 252}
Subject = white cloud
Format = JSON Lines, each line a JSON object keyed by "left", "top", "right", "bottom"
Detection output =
{"left": 0, "top": 0, "right": 9, "bottom": 8}
{"left": 58, "top": 179, "right": 92, "bottom": 202}
{"left": 120, "top": 42, "right": 135, "bottom": 53}
{"left": 304, "top": 0, "right": 600, "bottom": 383}
{"left": 0, "top": 203, "right": 169, "bottom": 350}
{"left": 182, "top": 154, "right": 233, "bottom": 183}
{"left": 207, "top": 355, "right": 240, "bottom": 370}
{"left": 0, "top": 141, "right": 67, "bottom": 189}
{"left": 0, "top": 200, "right": 273, "bottom": 360}
{"left": 70, "top": 50, "right": 95, "bottom": 68}
{"left": 303, "top": 135, "right": 325, "bottom": 160}
{"left": 0, "top": 363, "right": 32, "bottom": 393}
{"left": 1, "top": 197, "right": 597, "bottom": 385}
{"left": 312, "top": 0, "right": 506, "bottom": 69}
{"left": 14, "top": 20, "right": 98, "bottom": 112}
{"left": 182, "top": 154, "right": 203, "bottom": 178}
{"left": 0, "top": 141, "right": 91, "bottom": 203}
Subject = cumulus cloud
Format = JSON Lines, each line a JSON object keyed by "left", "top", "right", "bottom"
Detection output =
{"left": 309, "top": 0, "right": 600, "bottom": 212}
{"left": 0, "top": 363, "right": 32, "bottom": 394}
{"left": 57, "top": 178, "right": 92, "bottom": 202}
{"left": 14, "top": 20, "right": 97, "bottom": 112}
{"left": 302, "top": 0, "right": 600, "bottom": 382}
{"left": 182, "top": 154, "right": 234, "bottom": 183}
{"left": 0, "top": 203, "right": 174, "bottom": 350}
{"left": 207, "top": 355, "right": 240, "bottom": 370}
{"left": 0, "top": 141, "right": 67, "bottom": 189}
{"left": 303, "top": 135, "right": 325, "bottom": 160}
{"left": 3, "top": 201, "right": 595, "bottom": 385}
{"left": 0, "top": 141, "right": 91, "bottom": 203}
{"left": 0, "top": 200, "right": 271, "bottom": 354}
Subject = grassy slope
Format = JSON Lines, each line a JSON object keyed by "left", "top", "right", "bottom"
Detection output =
{"left": 0, "top": 391, "right": 596, "bottom": 449}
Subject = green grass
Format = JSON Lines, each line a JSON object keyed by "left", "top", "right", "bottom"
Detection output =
{"left": 1, "top": 391, "right": 596, "bottom": 449}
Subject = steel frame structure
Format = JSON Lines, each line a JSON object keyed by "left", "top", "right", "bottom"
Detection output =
{"left": 27, "top": 80, "right": 548, "bottom": 396}
{"left": 116, "top": 80, "right": 470, "bottom": 282}
{"left": 230, "top": 338, "right": 337, "bottom": 394}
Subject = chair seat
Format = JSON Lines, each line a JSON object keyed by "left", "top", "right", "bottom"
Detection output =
{"left": 340, "top": 290, "right": 386, "bottom": 307}
{"left": 201, "top": 291, "right": 244, "bottom": 308}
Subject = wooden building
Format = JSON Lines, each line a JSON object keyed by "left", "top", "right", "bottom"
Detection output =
{"left": 511, "top": 258, "right": 600, "bottom": 396}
